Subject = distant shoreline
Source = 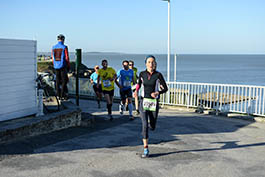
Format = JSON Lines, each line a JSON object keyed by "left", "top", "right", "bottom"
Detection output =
{"left": 38, "top": 51, "right": 127, "bottom": 55}
{"left": 38, "top": 52, "right": 265, "bottom": 56}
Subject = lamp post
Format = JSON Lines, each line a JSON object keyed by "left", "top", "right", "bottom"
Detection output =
{"left": 162, "top": 0, "right": 171, "bottom": 82}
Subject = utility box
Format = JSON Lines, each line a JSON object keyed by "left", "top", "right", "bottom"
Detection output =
{"left": 0, "top": 38, "right": 37, "bottom": 121}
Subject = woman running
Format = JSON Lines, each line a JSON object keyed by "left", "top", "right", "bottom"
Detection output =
{"left": 134, "top": 55, "right": 168, "bottom": 158}
{"left": 90, "top": 65, "right": 102, "bottom": 108}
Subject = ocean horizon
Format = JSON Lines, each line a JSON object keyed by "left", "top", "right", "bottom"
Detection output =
{"left": 38, "top": 53, "right": 265, "bottom": 86}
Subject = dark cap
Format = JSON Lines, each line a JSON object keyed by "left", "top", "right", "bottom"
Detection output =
{"left": 57, "top": 34, "right": 65, "bottom": 40}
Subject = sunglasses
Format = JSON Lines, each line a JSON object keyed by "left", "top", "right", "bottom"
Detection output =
{"left": 129, "top": 64, "right": 133, "bottom": 66}
{"left": 95, "top": 67, "right": 99, "bottom": 69}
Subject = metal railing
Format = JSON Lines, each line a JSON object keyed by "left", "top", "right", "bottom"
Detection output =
{"left": 67, "top": 78, "right": 265, "bottom": 117}
{"left": 161, "top": 82, "right": 265, "bottom": 117}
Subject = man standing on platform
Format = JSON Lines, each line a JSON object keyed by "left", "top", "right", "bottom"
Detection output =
{"left": 51, "top": 34, "right": 70, "bottom": 100}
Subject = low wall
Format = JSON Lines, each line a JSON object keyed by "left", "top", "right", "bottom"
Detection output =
{"left": 0, "top": 101, "right": 81, "bottom": 144}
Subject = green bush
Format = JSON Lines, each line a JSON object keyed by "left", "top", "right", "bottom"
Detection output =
{"left": 37, "top": 61, "right": 90, "bottom": 73}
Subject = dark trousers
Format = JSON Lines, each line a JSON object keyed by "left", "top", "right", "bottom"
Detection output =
{"left": 140, "top": 99, "right": 159, "bottom": 139}
{"left": 55, "top": 67, "right": 68, "bottom": 98}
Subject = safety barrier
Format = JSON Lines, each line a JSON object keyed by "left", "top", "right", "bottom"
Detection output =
{"left": 161, "top": 82, "right": 265, "bottom": 117}
{"left": 68, "top": 78, "right": 265, "bottom": 117}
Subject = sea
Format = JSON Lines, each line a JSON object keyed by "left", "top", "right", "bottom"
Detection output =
{"left": 38, "top": 52, "right": 265, "bottom": 114}
{"left": 64, "top": 53, "right": 265, "bottom": 86}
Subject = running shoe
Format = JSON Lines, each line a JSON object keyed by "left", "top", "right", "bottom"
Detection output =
{"left": 119, "top": 104, "right": 124, "bottom": 115}
{"left": 61, "top": 96, "right": 69, "bottom": 101}
{"left": 109, "top": 115, "right": 113, "bottom": 121}
{"left": 141, "top": 148, "right": 149, "bottom": 158}
{"left": 129, "top": 115, "right": 134, "bottom": 121}
{"left": 135, "top": 110, "right": 140, "bottom": 115}
{"left": 149, "top": 124, "right": 155, "bottom": 131}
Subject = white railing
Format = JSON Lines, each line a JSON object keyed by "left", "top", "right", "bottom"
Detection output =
{"left": 161, "top": 82, "right": 265, "bottom": 117}
{"left": 68, "top": 78, "right": 265, "bottom": 117}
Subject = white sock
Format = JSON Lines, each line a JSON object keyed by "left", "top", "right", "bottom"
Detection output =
{"left": 128, "top": 103, "right": 133, "bottom": 116}
{"left": 119, "top": 103, "right": 123, "bottom": 111}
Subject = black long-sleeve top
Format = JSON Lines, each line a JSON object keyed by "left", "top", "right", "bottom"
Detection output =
{"left": 137, "top": 70, "right": 168, "bottom": 99}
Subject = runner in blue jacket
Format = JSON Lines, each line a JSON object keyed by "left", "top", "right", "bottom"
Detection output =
{"left": 117, "top": 60, "right": 135, "bottom": 120}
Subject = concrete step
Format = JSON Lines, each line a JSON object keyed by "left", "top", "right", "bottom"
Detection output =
{"left": 0, "top": 101, "right": 81, "bottom": 144}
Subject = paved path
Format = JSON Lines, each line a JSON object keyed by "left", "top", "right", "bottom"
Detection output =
{"left": 1, "top": 99, "right": 265, "bottom": 177}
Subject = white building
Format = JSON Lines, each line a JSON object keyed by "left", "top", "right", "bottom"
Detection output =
{"left": 0, "top": 38, "right": 38, "bottom": 121}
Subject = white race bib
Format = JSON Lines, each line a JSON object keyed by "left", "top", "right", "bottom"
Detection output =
{"left": 103, "top": 80, "right": 111, "bottom": 87}
{"left": 123, "top": 80, "right": 131, "bottom": 87}
{"left": 143, "top": 98, "right": 157, "bottom": 111}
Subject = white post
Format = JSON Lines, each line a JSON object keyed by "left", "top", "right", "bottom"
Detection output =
{"left": 36, "top": 89, "right": 44, "bottom": 116}
{"left": 162, "top": 0, "right": 171, "bottom": 103}
{"left": 167, "top": 0, "right": 171, "bottom": 82}
{"left": 174, "top": 53, "right": 177, "bottom": 82}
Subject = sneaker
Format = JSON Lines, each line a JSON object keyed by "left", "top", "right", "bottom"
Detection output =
{"left": 109, "top": 115, "right": 113, "bottom": 121}
{"left": 129, "top": 115, "right": 134, "bottom": 121}
{"left": 61, "top": 96, "right": 69, "bottom": 101}
{"left": 135, "top": 110, "right": 140, "bottom": 115}
{"left": 62, "top": 94, "right": 69, "bottom": 101}
{"left": 149, "top": 124, "right": 155, "bottom": 131}
{"left": 119, "top": 104, "right": 124, "bottom": 115}
{"left": 141, "top": 148, "right": 149, "bottom": 158}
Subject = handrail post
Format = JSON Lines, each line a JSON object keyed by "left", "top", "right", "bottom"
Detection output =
{"left": 36, "top": 89, "right": 44, "bottom": 116}
{"left": 75, "top": 49, "right": 82, "bottom": 106}
{"left": 216, "top": 86, "right": 220, "bottom": 115}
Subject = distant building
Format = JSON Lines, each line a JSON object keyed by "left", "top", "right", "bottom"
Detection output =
{"left": 37, "top": 55, "right": 52, "bottom": 61}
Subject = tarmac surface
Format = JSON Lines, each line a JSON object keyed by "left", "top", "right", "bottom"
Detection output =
{"left": 1, "top": 98, "right": 265, "bottom": 177}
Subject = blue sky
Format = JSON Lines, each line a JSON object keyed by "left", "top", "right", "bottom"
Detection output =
{"left": 0, "top": 0, "right": 265, "bottom": 54}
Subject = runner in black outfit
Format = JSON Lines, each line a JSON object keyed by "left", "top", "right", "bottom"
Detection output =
{"left": 134, "top": 55, "right": 168, "bottom": 158}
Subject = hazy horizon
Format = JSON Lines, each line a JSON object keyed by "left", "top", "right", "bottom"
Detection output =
{"left": 37, "top": 52, "right": 265, "bottom": 55}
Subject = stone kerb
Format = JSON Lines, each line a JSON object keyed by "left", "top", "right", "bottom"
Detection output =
{"left": 0, "top": 101, "right": 81, "bottom": 144}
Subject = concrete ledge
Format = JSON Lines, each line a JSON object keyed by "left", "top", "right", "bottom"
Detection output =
{"left": 253, "top": 117, "right": 265, "bottom": 123}
{"left": 0, "top": 101, "right": 82, "bottom": 144}
{"left": 203, "top": 110, "right": 216, "bottom": 115}
{"left": 227, "top": 113, "right": 255, "bottom": 121}
{"left": 161, "top": 104, "right": 265, "bottom": 123}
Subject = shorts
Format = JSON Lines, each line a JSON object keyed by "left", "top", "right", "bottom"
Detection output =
{"left": 103, "top": 90, "right": 114, "bottom": 97}
{"left": 120, "top": 89, "right": 132, "bottom": 100}
{"left": 93, "top": 85, "right": 102, "bottom": 93}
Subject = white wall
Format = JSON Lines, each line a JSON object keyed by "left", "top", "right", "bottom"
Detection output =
{"left": 0, "top": 38, "right": 37, "bottom": 121}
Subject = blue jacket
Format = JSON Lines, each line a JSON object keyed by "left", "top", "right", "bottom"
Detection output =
{"left": 52, "top": 41, "right": 70, "bottom": 69}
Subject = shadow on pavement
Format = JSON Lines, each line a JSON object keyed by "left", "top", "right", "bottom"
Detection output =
{"left": 1, "top": 110, "right": 264, "bottom": 160}
{"left": 147, "top": 141, "right": 265, "bottom": 159}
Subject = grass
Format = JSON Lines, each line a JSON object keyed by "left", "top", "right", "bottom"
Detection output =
{"left": 37, "top": 61, "right": 91, "bottom": 73}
